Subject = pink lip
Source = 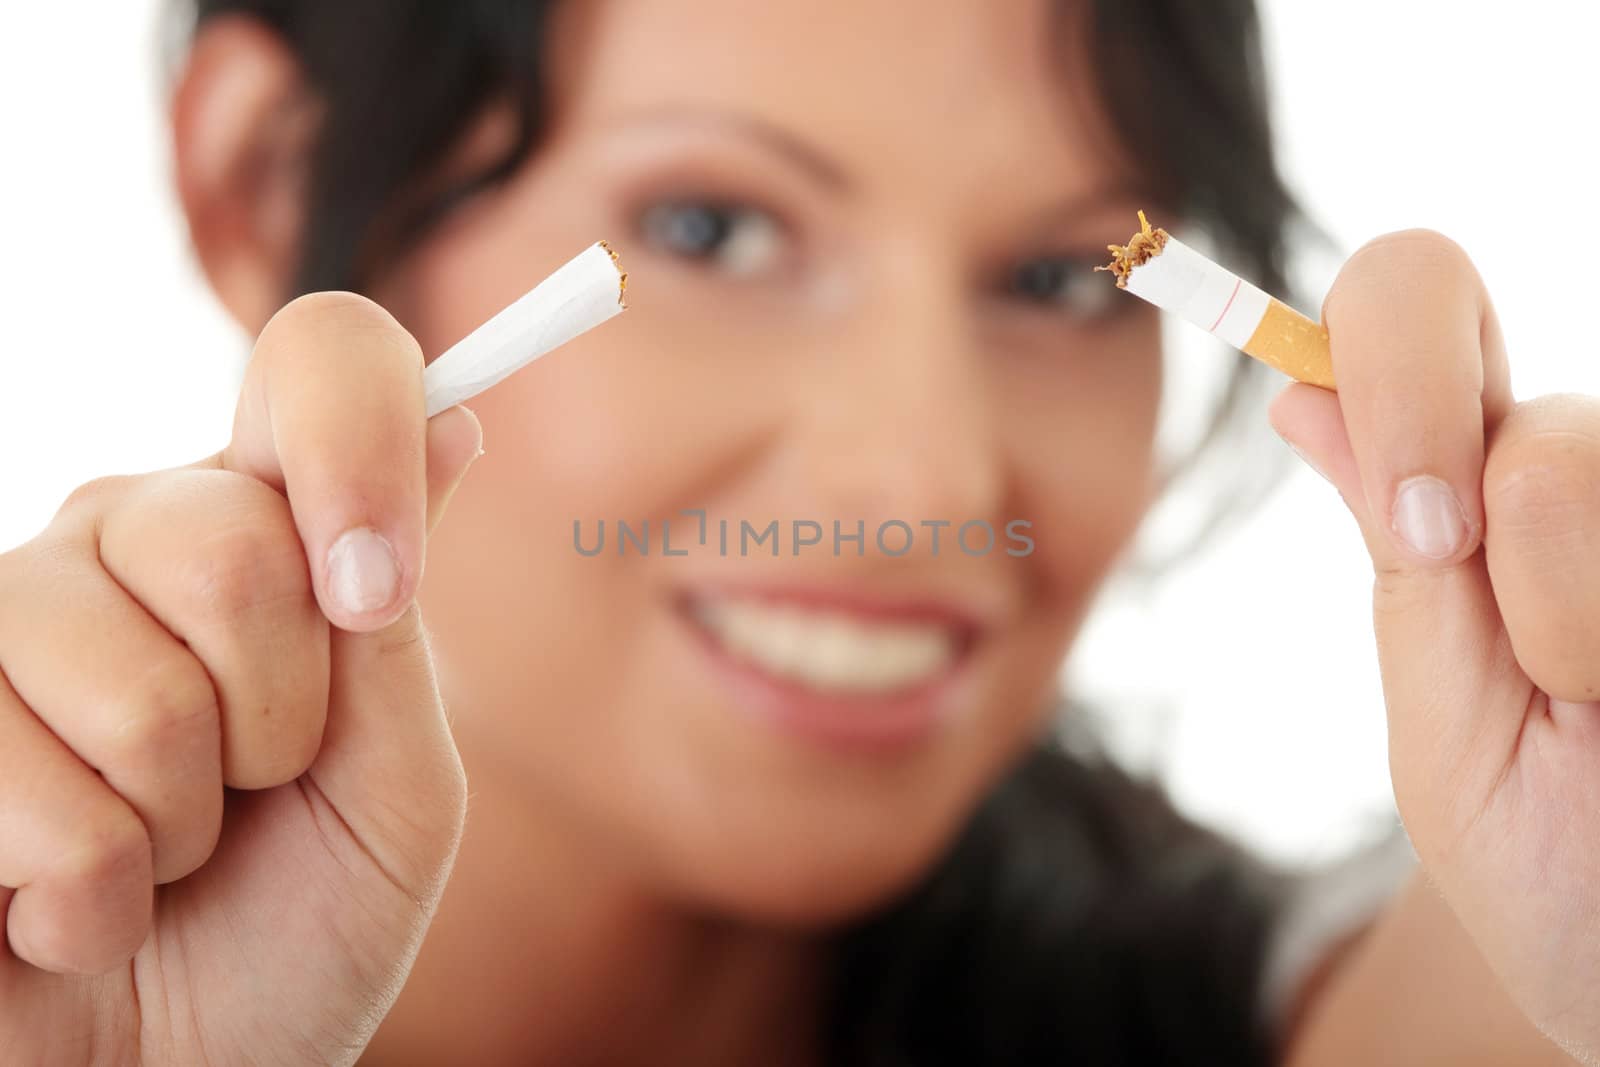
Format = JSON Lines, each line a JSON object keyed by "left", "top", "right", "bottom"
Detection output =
{"left": 675, "top": 586, "right": 987, "bottom": 757}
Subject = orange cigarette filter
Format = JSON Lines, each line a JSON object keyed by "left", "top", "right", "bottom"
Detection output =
{"left": 1098, "top": 212, "right": 1336, "bottom": 391}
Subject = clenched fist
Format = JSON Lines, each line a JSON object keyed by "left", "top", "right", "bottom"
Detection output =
{"left": 1272, "top": 231, "right": 1600, "bottom": 1065}
{"left": 0, "top": 293, "right": 480, "bottom": 1065}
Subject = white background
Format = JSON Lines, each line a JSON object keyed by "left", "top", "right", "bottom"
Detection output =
{"left": 2, "top": 2, "right": 1596, "bottom": 868}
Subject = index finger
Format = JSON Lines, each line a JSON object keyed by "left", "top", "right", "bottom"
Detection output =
{"left": 203, "top": 291, "right": 427, "bottom": 632}
{"left": 1322, "top": 229, "right": 1515, "bottom": 568}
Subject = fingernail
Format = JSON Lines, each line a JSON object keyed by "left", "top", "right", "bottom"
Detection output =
{"left": 1285, "top": 440, "right": 1333, "bottom": 485}
{"left": 327, "top": 527, "right": 401, "bottom": 616}
{"left": 1392, "top": 476, "right": 1468, "bottom": 560}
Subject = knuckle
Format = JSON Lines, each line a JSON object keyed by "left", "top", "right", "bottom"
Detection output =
{"left": 1488, "top": 448, "right": 1596, "bottom": 526}
{"left": 55, "top": 805, "right": 152, "bottom": 889}
{"left": 105, "top": 655, "right": 219, "bottom": 769}
{"left": 55, "top": 474, "right": 135, "bottom": 522}
{"left": 254, "top": 740, "right": 321, "bottom": 788}
{"left": 1371, "top": 567, "right": 1434, "bottom": 621}
{"left": 243, "top": 706, "right": 327, "bottom": 787}
{"left": 178, "top": 513, "right": 309, "bottom": 623}
{"left": 1485, "top": 403, "right": 1600, "bottom": 528}
{"left": 0, "top": 538, "right": 51, "bottom": 602}
{"left": 374, "top": 605, "right": 431, "bottom": 660}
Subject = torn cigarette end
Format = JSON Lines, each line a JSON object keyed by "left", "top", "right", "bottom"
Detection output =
{"left": 1095, "top": 209, "right": 1170, "bottom": 289}
{"left": 598, "top": 239, "right": 630, "bottom": 309}
{"left": 1101, "top": 211, "right": 1336, "bottom": 391}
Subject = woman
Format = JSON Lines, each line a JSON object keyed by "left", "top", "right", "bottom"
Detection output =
{"left": 1, "top": 1, "right": 1595, "bottom": 1064}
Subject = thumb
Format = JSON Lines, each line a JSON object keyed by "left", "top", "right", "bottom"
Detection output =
{"left": 304, "top": 404, "right": 482, "bottom": 908}
{"left": 1268, "top": 383, "right": 1530, "bottom": 853}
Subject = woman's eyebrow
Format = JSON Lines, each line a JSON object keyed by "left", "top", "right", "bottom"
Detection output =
{"left": 599, "top": 106, "right": 852, "bottom": 192}
{"left": 1030, "top": 185, "right": 1161, "bottom": 234}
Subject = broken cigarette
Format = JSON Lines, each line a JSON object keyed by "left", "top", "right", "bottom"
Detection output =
{"left": 1098, "top": 213, "right": 1335, "bottom": 391}
{"left": 423, "top": 241, "right": 628, "bottom": 418}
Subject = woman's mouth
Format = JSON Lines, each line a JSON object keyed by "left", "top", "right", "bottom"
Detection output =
{"left": 677, "top": 586, "right": 986, "bottom": 754}
{"left": 691, "top": 595, "right": 960, "bottom": 690}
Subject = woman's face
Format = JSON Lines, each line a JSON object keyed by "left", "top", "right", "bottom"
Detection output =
{"left": 372, "top": 0, "right": 1164, "bottom": 921}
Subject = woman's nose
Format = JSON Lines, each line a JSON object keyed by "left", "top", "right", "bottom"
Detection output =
{"left": 786, "top": 263, "right": 1005, "bottom": 531}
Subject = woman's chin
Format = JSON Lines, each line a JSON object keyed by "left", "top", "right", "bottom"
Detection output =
{"left": 650, "top": 802, "right": 970, "bottom": 929}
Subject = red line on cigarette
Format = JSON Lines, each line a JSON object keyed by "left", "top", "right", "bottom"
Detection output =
{"left": 1210, "top": 279, "right": 1242, "bottom": 332}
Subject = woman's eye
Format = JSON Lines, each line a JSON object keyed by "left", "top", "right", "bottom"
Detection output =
{"left": 636, "top": 200, "right": 785, "bottom": 279}
{"left": 1006, "top": 256, "right": 1117, "bottom": 319}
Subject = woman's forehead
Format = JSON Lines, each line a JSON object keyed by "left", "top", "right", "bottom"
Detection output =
{"left": 546, "top": 0, "right": 1114, "bottom": 182}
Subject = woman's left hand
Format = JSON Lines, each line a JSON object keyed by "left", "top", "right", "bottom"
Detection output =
{"left": 1271, "top": 229, "right": 1600, "bottom": 1065}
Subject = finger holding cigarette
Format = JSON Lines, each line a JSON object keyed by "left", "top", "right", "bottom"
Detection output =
{"left": 1101, "top": 216, "right": 1521, "bottom": 573}
{"left": 1272, "top": 230, "right": 1514, "bottom": 569}
{"left": 1099, "top": 211, "right": 1336, "bottom": 391}
{"left": 213, "top": 241, "right": 627, "bottom": 631}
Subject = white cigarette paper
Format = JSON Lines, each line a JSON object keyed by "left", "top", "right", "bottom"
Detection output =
{"left": 1121, "top": 235, "right": 1271, "bottom": 352}
{"left": 1102, "top": 214, "right": 1336, "bottom": 391}
{"left": 423, "top": 241, "right": 628, "bottom": 418}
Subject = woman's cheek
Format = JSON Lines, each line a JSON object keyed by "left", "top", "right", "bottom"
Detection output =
{"left": 1007, "top": 351, "right": 1162, "bottom": 598}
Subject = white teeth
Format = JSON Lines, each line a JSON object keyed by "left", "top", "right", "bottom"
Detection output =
{"left": 691, "top": 596, "right": 958, "bottom": 693}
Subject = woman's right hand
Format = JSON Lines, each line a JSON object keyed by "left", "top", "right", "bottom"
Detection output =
{"left": 0, "top": 293, "right": 481, "bottom": 1066}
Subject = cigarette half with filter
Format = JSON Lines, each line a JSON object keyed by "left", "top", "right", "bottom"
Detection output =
{"left": 1097, "top": 213, "right": 1336, "bottom": 391}
{"left": 422, "top": 241, "right": 629, "bottom": 418}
